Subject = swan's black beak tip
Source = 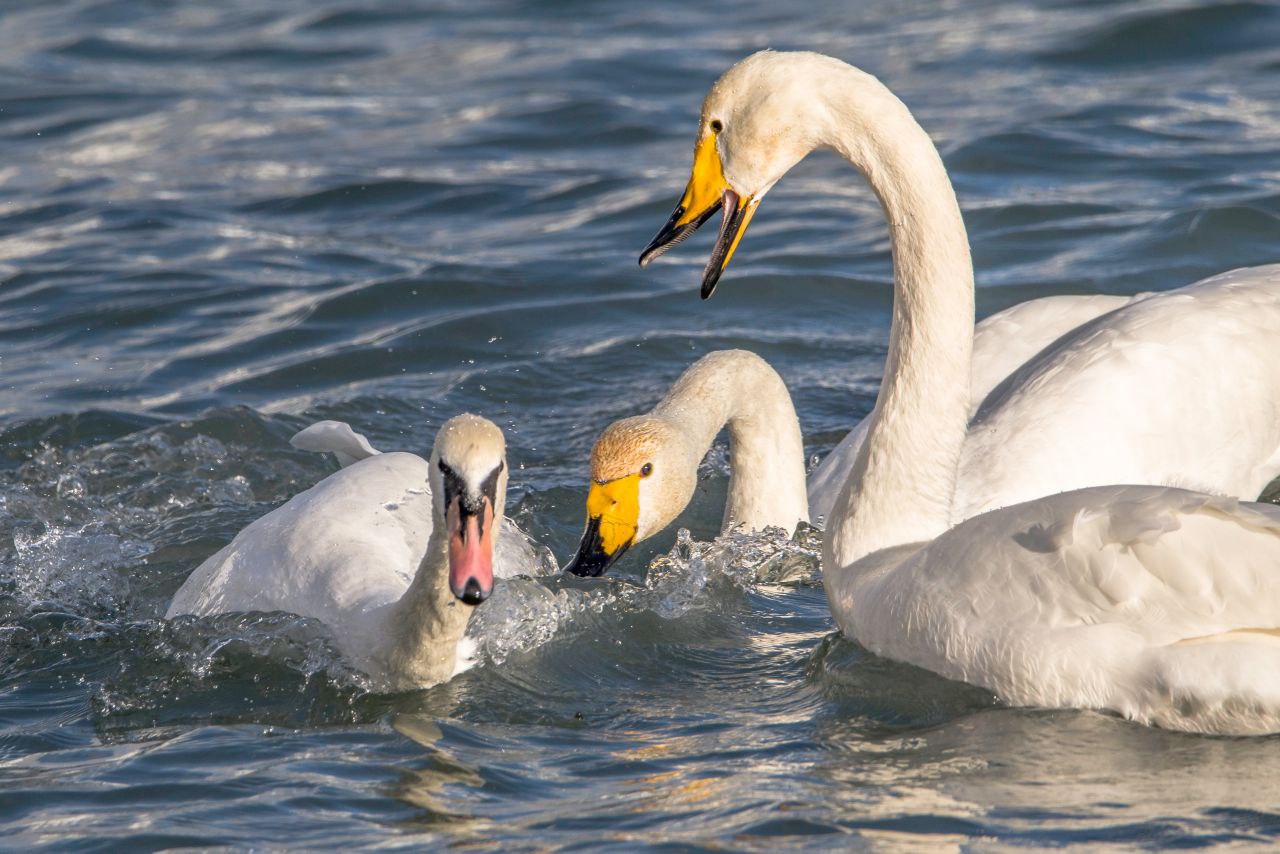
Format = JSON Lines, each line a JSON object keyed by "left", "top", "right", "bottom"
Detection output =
{"left": 564, "top": 552, "right": 608, "bottom": 578}
{"left": 457, "top": 577, "right": 489, "bottom": 605}
{"left": 700, "top": 271, "right": 722, "bottom": 300}
{"left": 563, "top": 516, "right": 631, "bottom": 578}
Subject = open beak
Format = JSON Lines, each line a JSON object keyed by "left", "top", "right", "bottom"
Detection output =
{"left": 564, "top": 474, "right": 640, "bottom": 577}
{"left": 447, "top": 495, "right": 494, "bottom": 604}
{"left": 638, "top": 131, "right": 760, "bottom": 299}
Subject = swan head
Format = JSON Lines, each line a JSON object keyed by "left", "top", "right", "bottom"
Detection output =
{"left": 429, "top": 414, "right": 508, "bottom": 605}
{"left": 564, "top": 415, "right": 697, "bottom": 577}
{"left": 640, "top": 50, "right": 848, "bottom": 297}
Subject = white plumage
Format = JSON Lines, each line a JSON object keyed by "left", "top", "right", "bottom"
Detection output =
{"left": 168, "top": 451, "right": 438, "bottom": 675}
{"left": 830, "top": 486, "right": 1280, "bottom": 734}
{"left": 810, "top": 269, "right": 1280, "bottom": 523}
{"left": 807, "top": 293, "right": 1131, "bottom": 523}
{"left": 658, "top": 51, "right": 1280, "bottom": 734}
{"left": 167, "top": 418, "right": 545, "bottom": 687}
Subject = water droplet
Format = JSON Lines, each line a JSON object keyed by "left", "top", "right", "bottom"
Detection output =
{"left": 56, "top": 474, "right": 86, "bottom": 499}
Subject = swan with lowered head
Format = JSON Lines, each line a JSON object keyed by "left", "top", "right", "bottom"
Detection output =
{"left": 641, "top": 51, "right": 1280, "bottom": 527}
{"left": 565, "top": 349, "right": 806, "bottom": 576}
{"left": 639, "top": 51, "right": 1280, "bottom": 734}
{"left": 168, "top": 414, "right": 517, "bottom": 689}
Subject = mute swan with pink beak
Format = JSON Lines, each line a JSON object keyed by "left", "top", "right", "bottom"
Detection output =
{"left": 632, "top": 51, "right": 1280, "bottom": 734}
{"left": 167, "top": 414, "right": 517, "bottom": 689}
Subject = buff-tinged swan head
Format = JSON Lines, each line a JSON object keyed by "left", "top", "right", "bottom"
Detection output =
{"left": 429, "top": 414, "right": 508, "bottom": 604}
{"left": 640, "top": 50, "right": 856, "bottom": 297}
{"left": 564, "top": 415, "right": 698, "bottom": 577}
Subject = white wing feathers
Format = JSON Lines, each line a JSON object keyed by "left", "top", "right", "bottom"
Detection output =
{"left": 841, "top": 485, "right": 1280, "bottom": 733}
{"left": 807, "top": 292, "right": 1134, "bottom": 523}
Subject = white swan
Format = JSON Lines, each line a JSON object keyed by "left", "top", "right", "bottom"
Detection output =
{"left": 564, "top": 349, "right": 807, "bottom": 575}
{"left": 643, "top": 51, "right": 1280, "bottom": 734}
{"left": 806, "top": 293, "right": 1133, "bottom": 523}
{"left": 640, "top": 52, "right": 1280, "bottom": 528}
{"left": 167, "top": 414, "right": 528, "bottom": 689}
{"left": 289, "top": 418, "right": 547, "bottom": 576}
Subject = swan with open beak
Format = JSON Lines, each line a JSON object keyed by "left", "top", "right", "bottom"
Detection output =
{"left": 639, "top": 124, "right": 763, "bottom": 299}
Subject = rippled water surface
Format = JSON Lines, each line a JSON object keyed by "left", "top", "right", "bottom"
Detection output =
{"left": 5, "top": 0, "right": 1280, "bottom": 848}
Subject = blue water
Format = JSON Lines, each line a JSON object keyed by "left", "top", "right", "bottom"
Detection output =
{"left": 4, "top": 0, "right": 1280, "bottom": 848}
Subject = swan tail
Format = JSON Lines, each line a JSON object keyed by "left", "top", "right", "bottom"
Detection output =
{"left": 290, "top": 420, "right": 382, "bottom": 468}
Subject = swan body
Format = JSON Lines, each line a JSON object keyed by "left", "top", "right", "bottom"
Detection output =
{"left": 644, "top": 50, "right": 1280, "bottom": 733}
{"left": 807, "top": 293, "right": 1132, "bottom": 523}
{"left": 168, "top": 415, "right": 530, "bottom": 688}
{"left": 566, "top": 350, "right": 806, "bottom": 576}
{"left": 642, "top": 51, "right": 1280, "bottom": 531}
{"left": 168, "top": 451, "right": 443, "bottom": 674}
{"left": 953, "top": 267, "right": 1280, "bottom": 518}
{"left": 830, "top": 485, "right": 1280, "bottom": 734}
{"left": 810, "top": 273, "right": 1280, "bottom": 523}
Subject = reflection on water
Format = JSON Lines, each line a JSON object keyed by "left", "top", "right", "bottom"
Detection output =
{"left": 391, "top": 712, "right": 495, "bottom": 837}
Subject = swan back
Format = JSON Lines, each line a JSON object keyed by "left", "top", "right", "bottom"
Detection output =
{"left": 166, "top": 451, "right": 435, "bottom": 668}
{"left": 806, "top": 293, "right": 1136, "bottom": 525}
{"left": 829, "top": 484, "right": 1280, "bottom": 734}
{"left": 956, "top": 266, "right": 1280, "bottom": 518}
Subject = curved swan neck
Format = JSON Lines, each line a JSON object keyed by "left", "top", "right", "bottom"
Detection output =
{"left": 819, "top": 65, "right": 975, "bottom": 567}
{"left": 654, "top": 350, "right": 809, "bottom": 533}
{"left": 381, "top": 519, "right": 471, "bottom": 687}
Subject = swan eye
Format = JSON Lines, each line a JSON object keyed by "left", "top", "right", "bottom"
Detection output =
{"left": 709, "top": 119, "right": 723, "bottom": 133}
{"left": 640, "top": 463, "right": 653, "bottom": 478}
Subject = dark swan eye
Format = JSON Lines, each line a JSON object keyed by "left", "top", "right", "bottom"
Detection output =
{"left": 709, "top": 119, "right": 723, "bottom": 133}
{"left": 640, "top": 462, "right": 653, "bottom": 478}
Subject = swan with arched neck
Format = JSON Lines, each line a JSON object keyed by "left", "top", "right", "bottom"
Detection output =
{"left": 638, "top": 51, "right": 1280, "bottom": 734}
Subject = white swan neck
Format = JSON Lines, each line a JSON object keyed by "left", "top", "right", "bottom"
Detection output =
{"left": 655, "top": 350, "right": 809, "bottom": 533}
{"left": 380, "top": 520, "right": 471, "bottom": 687}
{"left": 821, "top": 68, "right": 975, "bottom": 567}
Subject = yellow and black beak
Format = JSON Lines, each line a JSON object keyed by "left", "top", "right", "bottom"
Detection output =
{"left": 564, "top": 474, "right": 641, "bottom": 577}
{"left": 638, "top": 131, "right": 760, "bottom": 299}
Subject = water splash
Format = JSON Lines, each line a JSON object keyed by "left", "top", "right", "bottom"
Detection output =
{"left": 8, "top": 524, "right": 145, "bottom": 616}
{"left": 495, "top": 515, "right": 559, "bottom": 579}
{"left": 644, "top": 523, "right": 823, "bottom": 618}
{"left": 1, "top": 404, "right": 821, "bottom": 714}
{"left": 466, "top": 524, "right": 822, "bottom": 666}
{"left": 466, "top": 576, "right": 620, "bottom": 666}
{"left": 0, "top": 409, "right": 322, "bottom": 620}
